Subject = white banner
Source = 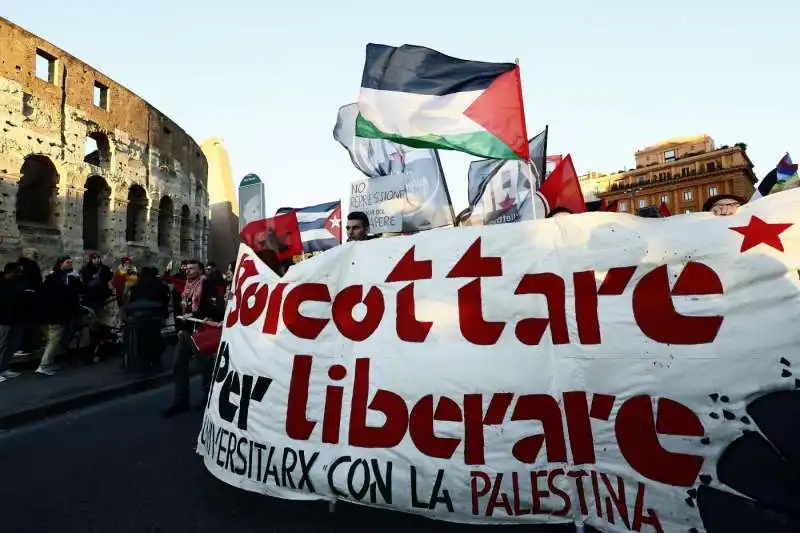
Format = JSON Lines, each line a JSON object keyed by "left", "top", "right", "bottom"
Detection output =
{"left": 199, "top": 189, "right": 800, "bottom": 533}
{"left": 349, "top": 174, "right": 405, "bottom": 233}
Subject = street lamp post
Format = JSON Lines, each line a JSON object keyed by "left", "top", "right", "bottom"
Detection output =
{"left": 626, "top": 187, "right": 643, "bottom": 213}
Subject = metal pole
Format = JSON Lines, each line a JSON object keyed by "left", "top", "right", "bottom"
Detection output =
{"left": 433, "top": 150, "right": 457, "bottom": 227}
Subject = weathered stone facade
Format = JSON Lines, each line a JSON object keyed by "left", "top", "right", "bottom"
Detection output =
{"left": 0, "top": 17, "right": 208, "bottom": 271}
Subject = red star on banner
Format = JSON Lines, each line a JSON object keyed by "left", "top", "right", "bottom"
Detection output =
{"left": 499, "top": 194, "right": 516, "bottom": 212}
{"left": 729, "top": 216, "right": 793, "bottom": 253}
{"left": 324, "top": 205, "right": 342, "bottom": 243}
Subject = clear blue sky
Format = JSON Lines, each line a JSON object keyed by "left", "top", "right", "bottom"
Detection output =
{"left": 6, "top": 1, "right": 798, "bottom": 214}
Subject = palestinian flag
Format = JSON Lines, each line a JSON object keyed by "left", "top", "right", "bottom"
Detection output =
{"left": 356, "top": 44, "right": 529, "bottom": 160}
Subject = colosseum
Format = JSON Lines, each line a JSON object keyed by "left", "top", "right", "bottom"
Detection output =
{"left": 0, "top": 17, "right": 208, "bottom": 272}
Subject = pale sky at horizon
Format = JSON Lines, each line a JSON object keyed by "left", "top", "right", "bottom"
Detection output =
{"left": 5, "top": 0, "right": 798, "bottom": 214}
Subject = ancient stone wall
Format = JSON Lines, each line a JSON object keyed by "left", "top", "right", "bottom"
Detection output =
{"left": 0, "top": 17, "right": 209, "bottom": 273}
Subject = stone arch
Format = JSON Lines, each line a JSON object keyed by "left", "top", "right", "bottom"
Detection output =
{"left": 82, "top": 175, "right": 111, "bottom": 251}
{"left": 180, "top": 204, "right": 192, "bottom": 255}
{"left": 125, "top": 185, "right": 148, "bottom": 242}
{"left": 17, "top": 155, "right": 59, "bottom": 226}
{"left": 84, "top": 131, "right": 112, "bottom": 167}
{"left": 157, "top": 195, "right": 174, "bottom": 248}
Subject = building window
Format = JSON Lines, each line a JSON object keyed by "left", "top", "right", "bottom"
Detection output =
{"left": 664, "top": 150, "right": 676, "bottom": 162}
{"left": 683, "top": 190, "right": 693, "bottom": 201}
{"left": 618, "top": 201, "right": 627, "bottom": 212}
{"left": 706, "top": 162, "right": 716, "bottom": 172}
{"left": 35, "top": 50, "right": 56, "bottom": 83}
{"left": 708, "top": 186, "right": 718, "bottom": 197}
{"left": 93, "top": 82, "right": 109, "bottom": 109}
{"left": 681, "top": 167, "right": 690, "bottom": 177}
{"left": 660, "top": 194, "right": 669, "bottom": 204}
{"left": 638, "top": 199, "right": 647, "bottom": 209}
{"left": 83, "top": 132, "right": 111, "bottom": 167}
{"left": 685, "top": 209, "right": 693, "bottom": 214}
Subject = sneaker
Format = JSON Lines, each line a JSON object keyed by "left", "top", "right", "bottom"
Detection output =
{"left": 13, "top": 350, "right": 30, "bottom": 357}
{"left": 35, "top": 367, "right": 57, "bottom": 376}
{"left": 0, "top": 370, "right": 20, "bottom": 379}
{"left": 0, "top": 375, "right": 6, "bottom": 384}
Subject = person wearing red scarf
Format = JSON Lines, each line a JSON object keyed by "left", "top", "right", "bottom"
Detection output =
{"left": 162, "top": 259, "right": 225, "bottom": 417}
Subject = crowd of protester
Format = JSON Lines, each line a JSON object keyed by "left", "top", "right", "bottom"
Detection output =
{"left": 0, "top": 251, "right": 233, "bottom": 385}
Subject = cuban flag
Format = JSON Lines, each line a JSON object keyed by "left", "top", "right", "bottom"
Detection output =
{"left": 276, "top": 200, "right": 342, "bottom": 254}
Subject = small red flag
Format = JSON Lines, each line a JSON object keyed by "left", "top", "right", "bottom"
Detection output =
{"left": 537, "top": 154, "right": 587, "bottom": 214}
{"left": 240, "top": 211, "right": 303, "bottom": 262}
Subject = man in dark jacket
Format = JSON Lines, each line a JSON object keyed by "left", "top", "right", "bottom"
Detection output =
{"left": 79, "top": 253, "right": 113, "bottom": 311}
{"left": 37, "top": 256, "right": 82, "bottom": 376}
{"left": 163, "top": 259, "right": 225, "bottom": 417}
{"left": 0, "top": 263, "right": 26, "bottom": 382}
{"left": 122, "top": 266, "right": 171, "bottom": 373}
{"left": 16, "top": 247, "right": 42, "bottom": 355}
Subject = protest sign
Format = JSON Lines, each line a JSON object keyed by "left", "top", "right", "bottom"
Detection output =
{"left": 349, "top": 174, "right": 406, "bottom": 233}
{"left": 199, "top": 189, "right": 800, "bottom": 533}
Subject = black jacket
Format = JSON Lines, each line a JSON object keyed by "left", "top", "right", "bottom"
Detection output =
{"left": 0, "top": 278, "right": 26, "bottom": 326}
{"left": 129, "top": 279, "right": 171, "bottom": 309}
{"left": 18, "top": 257, "right": 43, "bottom": 291}
{"left": 41, "top": 271, "right": 83, "bottom": 325}
{"left": 80, "top": 263, "right": 113, "bottom": 307}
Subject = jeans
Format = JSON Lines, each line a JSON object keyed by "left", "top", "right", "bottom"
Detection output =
{"left": 172, "top": 330, "right": 213, "bottom": 405}
{"left": 0, "top": 325, "right": 23, "bottom": 372}
{"left": 40, "top": 324, "right": 66, "bottom": 369}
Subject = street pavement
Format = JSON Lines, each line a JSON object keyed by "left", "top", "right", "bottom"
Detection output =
{"left": 0, "top": 385, "right": 586, "bottom": 533}
{"left": 0, "top": 348, "right": 175, "bottom": 429}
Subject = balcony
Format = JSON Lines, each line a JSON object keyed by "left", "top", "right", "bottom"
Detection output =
{"left": 602, "top": 163, "right": 746, "bottom": 194}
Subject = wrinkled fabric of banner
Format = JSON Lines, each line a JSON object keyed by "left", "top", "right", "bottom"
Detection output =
{"left": 198, "top": 189, "right": 800, "bottom": 533}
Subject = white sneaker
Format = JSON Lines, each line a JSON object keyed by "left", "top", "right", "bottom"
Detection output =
{"left": 13, "top": 350, "right": 30, "bottom": 357}
{"left": 35, "top": 367, "right": 56, "bottom": 376}
{"left": 0, "top": 375, "right": 6, "bottom": 384}
{"left": 0, "top": 370, "right": 20, "bottom": 379}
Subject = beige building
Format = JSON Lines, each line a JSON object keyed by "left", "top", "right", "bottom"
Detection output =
{"left": 597, "top": 135, "right": 757, "bottom": 214}
{"left": 0, "top": 17, "right": 208, "bottom": 269}
{"left": 201, "top": 138, "right": 239, "bottom": 268}
{"left": 578, "top": 170, "right": 624, "bottom": 202}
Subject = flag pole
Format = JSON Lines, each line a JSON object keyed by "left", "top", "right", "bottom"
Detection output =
{"left": 533, "top": 124, "right": 549, "bottom": 219}
{"left": 515, "top": 57, "right": 538, "bottom": 220}
{"left": 433, "top": 150, "right": 458, "bottom": 227}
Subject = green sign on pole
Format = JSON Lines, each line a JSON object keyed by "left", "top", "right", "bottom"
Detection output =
{"left": 239, "top": 173, "right": 262, "bottom": 187}
{"left": 238, "top": 173, "right": 265, "bottom": 231}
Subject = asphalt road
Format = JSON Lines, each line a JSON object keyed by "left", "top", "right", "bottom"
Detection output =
{"left": 0, "top": 386, "right": 584, "bottom": 533}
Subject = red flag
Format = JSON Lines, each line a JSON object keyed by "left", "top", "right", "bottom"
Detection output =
{"left": 239, "top": 211, "right": 303, "bottom": 262}
{"left": 537, "top": 154, "right": 587, "bottom": 214}
{"left": 545, "top": 154, "right": 563, "bottom": 176}
{"left": 658, "top": 202, "right": 672, "bottom": 217}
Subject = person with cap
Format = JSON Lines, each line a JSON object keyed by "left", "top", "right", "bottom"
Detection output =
{"left": 703, "top": 195, "right": 744, "bottom": 217}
